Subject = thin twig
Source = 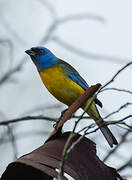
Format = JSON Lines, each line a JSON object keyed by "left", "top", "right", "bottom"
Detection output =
{"left": 98, "top": 61, "right": 132, "bottom": 91}
{"left": 58, "top": 114, "right": 132, "bottom": 178}
{"left": 0, "top": 38, "right": 14, "bottom": 67}
{"left": 7, "top": 125, "right": 18, "bottom": 159}
{"left": 38, "top": 0, "right": 57, "bottom": 19}
{"left": 84, "top": 117, "right": 132, "bottom": 136}
{"left": 101, "top": 87, "right": 132, "bottom": 95}
{"left": 0, "top": 115, "right": 91, "bottom": 126}
{"left": 104, "top": 102, "right": 132, "bottom": 119}
{"left": 1, "top": 14, "right": 26, "bottom": 45}
{"left": 58, "top": 13, "right": 105, "bottom": 24}
{"left": 58, "top": 132, "right": 76, "bottom": 180}
{"left": 40, "top": 13, "right": 105, "bottom": 44}
{"left": 0, "top": 112, "right": 18, "bottom": 160}
{"left": 117, "top": 157, "right": 132, "bottom": 172}
{"left": 0, "top": 115, "right": 57, "bottom": 126}
{"left": 0, "top": 59, "right": 26, "bottom": 85}
{"left": 53, "top": 36, "right": 127, "bottom": 63}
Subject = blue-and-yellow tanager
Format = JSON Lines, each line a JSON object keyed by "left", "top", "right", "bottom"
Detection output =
{"left": 25, "top": 46, "right": 118, "bottom": 147}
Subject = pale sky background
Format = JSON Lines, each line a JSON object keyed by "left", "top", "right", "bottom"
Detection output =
{"left": 0, "top": 0, "right": 132, "bottom": 179}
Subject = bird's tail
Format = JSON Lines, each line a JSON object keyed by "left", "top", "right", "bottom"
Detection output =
{"left": 99, "top": 126, "right": 118, "bottom": 147}
{"left": 83, "top": 98, "right": 118, "bottom": 147}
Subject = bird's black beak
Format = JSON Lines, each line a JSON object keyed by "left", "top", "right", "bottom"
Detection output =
{"left": 25, "top": 49, "right": 36, "bottom": 56}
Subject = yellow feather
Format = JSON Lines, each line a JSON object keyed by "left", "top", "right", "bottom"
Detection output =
{"left": 39, "top": 64, "right": 99, "bottom": 119}
{"left": 39, "top": 65, "right": 84, "bottom": 106}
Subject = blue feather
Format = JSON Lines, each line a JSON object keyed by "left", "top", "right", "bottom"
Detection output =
{"left": 58, "top": 59, "right": 89, "bottom": 90}
{"left": 67, "top": 72, "right": 89, "bottom": 90}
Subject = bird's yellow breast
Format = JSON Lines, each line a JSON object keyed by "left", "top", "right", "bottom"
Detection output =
{"left": 39, "top": 65, "right": 85, "bottom": 106}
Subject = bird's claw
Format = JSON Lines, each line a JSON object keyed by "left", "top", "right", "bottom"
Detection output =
{"left": 53, "top": 108, "right": 69, "bottom": 129}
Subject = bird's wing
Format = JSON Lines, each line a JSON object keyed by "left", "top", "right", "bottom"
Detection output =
{"left": 58, "top": 59, "right": 103, "bottom": 108}
{"left": 58, "top": 59, "right": 89, "bottom": 90}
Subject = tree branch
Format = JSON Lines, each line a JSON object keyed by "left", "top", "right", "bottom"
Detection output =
{"left": 104, "top": 102, "right": 132, "bottom": 119}
{"left": 0, "top": 115, "right": 57, "bottom": 126}
{"left": 101, "top": 87, "right": 132, "bottom": 95}
{"left": 52, "top": 36, "right": 127, "bottom": 64}
{"left": 99, "top": 61, "right": 132, "bottom": 91}
{"left": 117, "top": 157, "right": 132, "bottom": 172}
{"left": 0, "top": 59, "right": 26, "bottom": 85}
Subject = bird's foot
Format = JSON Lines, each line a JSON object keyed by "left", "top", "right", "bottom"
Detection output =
{"left": 53, "top": 108, "right": 69, "bottom": 129}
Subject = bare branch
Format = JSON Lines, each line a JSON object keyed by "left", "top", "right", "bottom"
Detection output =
{"left": 104, "top": 102, "right": 132, "bottom": 119}
{"left": 82, "top": 116, "right": 132, "bottom": 137}
{"left": 77, "top": 123, "right": 95, "bottom": 134}
{"left": 38, "top": 0, "right": 57, "bottom": 19}
{"left": 58, "top": 13, "right": 105, "bottom": 24}
{"left": 99, "top": 61, "right": 132, "bottom": 91}
{"left": 7, "top": 125, "right": 18, "bottom": 159}
{"left": 117, "top": 157, "right": 132, "bottom": 172}
{"left": 0, "top": 115, "right": 57, "bottom": 126}
{"left": 0, "top": 58, "right": 26, "bottom": 85}
{"left": 1, "top": 14, "right": 26, "bottom": 45}
{"left": 103, "top": 116, "right": 132, "bottom": 128}
{"left": 52, "top": 36, "right": 126, "bottom": 64}
{"left": 40, "top": 21, "right": 58, "bottom": 43}
{"left": 40, "top": 13, "right": 105, "bottom": 44}
{"left": 58, "top": 114, "right": 132, "bottom": 179}
{"left": 0, "top": 114, "right": 90, "bottom": 127}
{"left": 0, "top": 38, "right": 14, "bottom": 69}
{"left": 0, "top": 111, "right": 18, "bottom": 160}
{"left": 101, "top": 87, "right": 132, "bottom": 95}
{"left": 58, "top": 132, "right": 75, "bottom": 180}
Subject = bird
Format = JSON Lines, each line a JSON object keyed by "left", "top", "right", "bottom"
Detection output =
{"left": 25, "top": 46, "right": 118, "bottom": 147}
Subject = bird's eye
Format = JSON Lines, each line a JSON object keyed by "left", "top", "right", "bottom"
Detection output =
{"left": 39, "top": 50, "right": 44, "bottom": 53}
{"left": 38, "top": 49, "right": 47, "bottom": 55}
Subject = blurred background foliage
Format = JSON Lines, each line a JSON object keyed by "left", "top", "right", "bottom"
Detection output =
{"left": 0, "top": 0, "right": 132, "bottom": 179}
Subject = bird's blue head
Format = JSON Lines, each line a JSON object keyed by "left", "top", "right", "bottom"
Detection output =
{"left": 25, "top": 46, "right": 57, "bottom": 71}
